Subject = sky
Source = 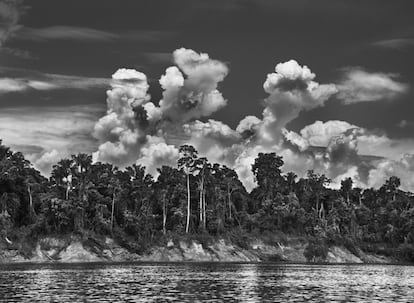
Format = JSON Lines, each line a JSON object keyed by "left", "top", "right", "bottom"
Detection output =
{"left": 1, "top": 0, "right": 414, "bottom": 191}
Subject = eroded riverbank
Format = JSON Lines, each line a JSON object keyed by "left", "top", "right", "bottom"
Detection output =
{"left": 0, "top": 233, "right": 396, "bottom": 264}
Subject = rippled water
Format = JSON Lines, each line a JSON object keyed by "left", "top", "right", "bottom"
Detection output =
{"left": 0, "top": 262, "right": 413, "bottom": 302}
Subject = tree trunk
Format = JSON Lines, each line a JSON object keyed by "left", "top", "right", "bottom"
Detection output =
{"left": 203, "top": 189, "right": 206, "bottom": 230}
{"left": 199, "top": 180, "right": 203, "bottom": 228}
{"left": 186, "top": 173, "right": 190, "bottom": 233}
{"left": 316, "top": 195, "right": 319, "bottom": 217}
{"left": 27, "top": 185, "right": 34, "bottom": 217}
{"left": 66, "top": 184, "right": 69, "bottom": 200}
{"left": 111, "top": 190, "right": 116, "bottom": 233}
{"left": 163, "top": 200, "right": 167, "bottom": 235}
{"left": 227, "top": 186, "right": 232, "bottom": 220}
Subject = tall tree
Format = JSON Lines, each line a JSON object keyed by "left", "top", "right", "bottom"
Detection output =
{"left": 384, "top": 176, "right": 401, "bottom": 202}
{"left": 178, "top": 145, "right": 198, "bottom": 233}
{"left": 340, "top": 177, "right": 353, "bottom": 204}
{"left": 285, "top": 172, "right": 298, "bottom": 194}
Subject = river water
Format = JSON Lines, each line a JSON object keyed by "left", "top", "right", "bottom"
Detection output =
{"left": 0, "top": 263, "right": 413, "bottom": 302}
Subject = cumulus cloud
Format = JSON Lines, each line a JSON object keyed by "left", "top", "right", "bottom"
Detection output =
{"left": 337, "top": 68, "right": 409, "bottom": 104}
{"left": 260, "top": 59, "right": 337, "bottom": 143}
{"left": 158, "top": 48, "right": 228, "bottom": 124}
{"left": 92, "top": 48, "right": 230, "bottom": 174}
{"left": 236, "top": 115, "right": 261, "bottom": 138}
{"left": 31, "top": 149, "right": 61, "bottom": 175}
{"left": 299, "top": 120, "right": 358, "bottom": 146}
{"left": 368, "top": 154, "right": 414, "bottom": 192}
{"left": 182, "top": 119, "right": 241, "bottom": 164}
{"left": 10, "top": 47, "right": 409, "bottom": 192}
{"left": 136, "top": 136, "right": 179, "bottom": 177}
{"left": 92, "top": 68, "right": 151, "bottom": 166}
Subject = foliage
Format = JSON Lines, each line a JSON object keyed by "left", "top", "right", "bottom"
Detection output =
{"left": 1, "top": 139, "right": 414, "bottom": 262}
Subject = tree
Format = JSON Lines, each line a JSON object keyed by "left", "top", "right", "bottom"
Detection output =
{"left": 51, "top": 159, "right": 74, "bottom": 200}
{"left": 251, "top": 153, "right": 285, "bottom": 209}
{"left": 156, "top": 166, "right": 186, "bottom": 234}
{"left": 194, "top": 157, "right": 210, "bottom": 230}
{"left": 306, "top": 170, "right": 331, "bottom": 219}
{"left": 71, "top": 153, "right": 92, "bottom": 230}
{"left": 384, "top": 176, "right": 401, "bottom": 202}
{"left": 178, "top": 145, "right": 198, "bottom": 233}
{"left": 340, "top": 177, "right": 353, "bottom": 204}
{"left": 285, "top": 172, "right": 298, "bottom": 194}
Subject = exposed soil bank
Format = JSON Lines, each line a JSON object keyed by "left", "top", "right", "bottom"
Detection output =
{"left": 0, "top": 234, "right": 396, "bottom": 264}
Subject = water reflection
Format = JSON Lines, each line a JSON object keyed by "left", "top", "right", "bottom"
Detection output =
{"left": 0, "top": 263, "right": 413, "bottom": 302}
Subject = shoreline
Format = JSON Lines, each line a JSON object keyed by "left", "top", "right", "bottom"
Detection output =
{"left": 0, "top": 234, "right": 401, "bottom": 266}
{"left": 1, "top": 260, "right": 412, "bottom": 266}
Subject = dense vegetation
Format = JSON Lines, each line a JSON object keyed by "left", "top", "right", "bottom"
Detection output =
{"left": 1, "top": 140, "right": 414, "bottom": 261}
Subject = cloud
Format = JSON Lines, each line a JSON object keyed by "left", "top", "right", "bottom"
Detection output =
{"left": 236, "top": 115, "right": 261, "bottom": 138}
{"left": 158, "top": 48, "right": 229, "bottom": 124}
{"left": 337, "top": 68, "right": 409, "bottom": 104}
{"left": 259, "top": 59, "right": 337, "bottom": 144}
{"left": 0, "top": 0, "right": 24, "bottom": 46}
{"left": 17, "top": 26, "right": 117, "bottom": 42}
{"left": 31, "top": 149, "right": 60, "bottom": 175}
{"left": 372, "top": 38, "right": 414, "bottom": 50}
{"left": 92, "top": 48, "right": 230, "bottom": 174}
{"left": 0, "top": 78, "right": 57, "bottom": 93}
{"left": 0, "top": 104, "right": 104, "bottom": 175}
{"left": 299, "top": 120, "right": 358, "bottom": 146}
{"left": 0, "top": 68, "right": 111, "bottom": 94}
{"left": 368, "top": 154, "right": 414, "bottom": 192}
{"left": 182, "top": 119, "right": 241, "bottom": 164}
{"left": 136, "top": 136, "right": 179, "bottom": 177}
{"left": 14, "top": 26, "right": 177, "bottom": 43}
{"left": 92, "top": 68, "right": 151, "bottom": 166}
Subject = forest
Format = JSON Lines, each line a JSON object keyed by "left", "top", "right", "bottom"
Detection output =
{"left": 1, "top": 139, "right": 414, "bottom": 262}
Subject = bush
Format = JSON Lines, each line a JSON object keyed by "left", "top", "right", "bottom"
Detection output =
{"left": 397, "top": 243, "right": 414, "bottom": 263}
{"left": 304, "top": 237, "right": 328, "bottom": 262}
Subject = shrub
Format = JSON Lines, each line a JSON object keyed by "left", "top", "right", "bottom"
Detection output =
{"left": 397, "top": 243, "right": 414, "bottom": 263}
{"left": 304, "top": 237, "right": 328, "bottom": 262}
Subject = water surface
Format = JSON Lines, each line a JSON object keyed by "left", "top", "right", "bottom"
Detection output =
{"left": 0, "top": 262, "right": 413, "bottom": 302}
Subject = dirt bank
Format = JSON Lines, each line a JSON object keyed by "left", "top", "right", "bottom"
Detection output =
{"left": 0, "top": 234, "right": 396, "bottom": 264}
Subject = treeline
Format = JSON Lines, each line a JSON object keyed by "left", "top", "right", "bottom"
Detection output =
{"left": 1, "top": 140, "right": 414, "bottom": 260}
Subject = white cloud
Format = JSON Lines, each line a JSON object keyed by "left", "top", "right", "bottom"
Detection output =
{"left": 260, "top": 59, "right": 338, "bottom": 144}
{"left": 367, "top": 154, "right": 414, "bottom": 192}
{"left": 299, "top": 120, "right": 358, "bottom": 146}
{"left": 372, "top": 38, "right": 414, "bottom": 50}
{"left": 0, "top": 104, "right": 104, "bottom": 175}
{"left": 136, "top": 136, "right": 179, "bottom": 177}
{"left": 337, "top": 68, "right": 409, "bottom": 104}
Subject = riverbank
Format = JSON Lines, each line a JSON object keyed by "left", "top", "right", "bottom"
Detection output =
{"left": 0, "top": 232, "right": 398, "bottom": 264}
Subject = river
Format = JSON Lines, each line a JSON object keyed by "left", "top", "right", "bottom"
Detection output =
{"left": 0, "top": 263, "right": 413, "bottom": 302}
